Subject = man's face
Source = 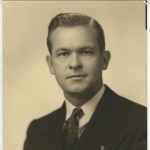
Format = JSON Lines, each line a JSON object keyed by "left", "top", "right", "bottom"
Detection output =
{"left": 47, "top": 26, "right": 110, "bottom": 95}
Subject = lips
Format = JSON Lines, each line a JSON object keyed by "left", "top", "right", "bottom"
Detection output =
{"left": 66, "top": 75, "right": 87, "bottom": 79}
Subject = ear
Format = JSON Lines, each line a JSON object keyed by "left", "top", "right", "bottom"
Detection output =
{"left": 102, "top": 51, "right": 111, "bottom": 70}
{"left": 46, "top": 55, "right": 54, "bottom": 74}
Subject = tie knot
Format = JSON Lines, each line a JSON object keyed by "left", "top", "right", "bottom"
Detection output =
{"left": 71, "top": 108, "right": 84, "bottom": 119}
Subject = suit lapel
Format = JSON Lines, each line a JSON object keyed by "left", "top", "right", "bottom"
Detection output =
{"left": 46, "top": 86, "right": 121, "bottom": 150}
{"left": 40, "top": 103, "right": 66, "bottom": 150}
{"left": 54, "top": 102, "right": 66, "bottom": 150}
{"left": 74, "top": 86, "right": 120, "bottom": 150}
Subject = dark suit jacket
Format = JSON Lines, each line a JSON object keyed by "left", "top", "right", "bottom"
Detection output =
{"left": 24, "top": 86, "right": 147, "bottom": 150}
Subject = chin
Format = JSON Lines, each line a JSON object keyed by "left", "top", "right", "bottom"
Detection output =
{"left": 67, "top": 89, "right": 84, "bottom": 93}
{"left": 65, "top": 86, "right": 89, "bottom": 94}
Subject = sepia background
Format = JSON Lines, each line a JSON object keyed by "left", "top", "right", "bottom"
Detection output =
{"left": 3, "top": 1, "right": 147, "bottom": 150}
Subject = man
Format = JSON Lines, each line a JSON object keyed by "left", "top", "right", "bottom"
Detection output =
{"left": 24, "top": 13, "right": 147, "bottom": 150}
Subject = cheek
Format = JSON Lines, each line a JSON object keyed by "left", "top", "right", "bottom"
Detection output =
{"left": 86, "top": 59, "right": 102, "bottom": 72}
{"left": 54, "top": 72, "right": 65, "bottom": 87}
{"left": 53, "top": 64, "right": 67, "bottom": 82}
{"left": 52, "top": 61, "right": 64, "bottom": 73}
{"left": 54, "top": 69, "right": 63, "bottom": 79}
{"left": 88, "top": 63, "right": 103, "bottom": 81}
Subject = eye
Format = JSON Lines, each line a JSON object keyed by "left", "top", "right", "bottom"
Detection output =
{"left": 58, "top": 52, "right": 69, "bottom": 57}
{"left": 81, "top": 50, "right": 92, "bottom": 55}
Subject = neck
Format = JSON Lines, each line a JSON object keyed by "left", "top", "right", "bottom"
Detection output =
{"left": 64, "top": 84, "right": 103, "bottom": 107}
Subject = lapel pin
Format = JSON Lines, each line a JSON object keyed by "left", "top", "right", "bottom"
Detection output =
{"left": 101, "top": 145, "right": 105, "bottom": 150}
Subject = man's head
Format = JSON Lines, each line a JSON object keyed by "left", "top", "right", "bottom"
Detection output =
{"left": 47, "top": 13, "right": 105, "bottom": 54}
{"left": 46, "top": 13, "right": 110, "bottom": 105}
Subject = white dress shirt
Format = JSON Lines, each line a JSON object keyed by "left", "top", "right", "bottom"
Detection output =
{"left": 65, "top": 85, "right": 105, "bottom": 137}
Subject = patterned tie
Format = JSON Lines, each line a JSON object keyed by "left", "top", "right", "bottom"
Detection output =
{"left": 62, "top": 108, "right": 84, "bottom": 150}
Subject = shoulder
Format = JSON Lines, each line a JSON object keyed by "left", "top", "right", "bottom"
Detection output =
{"left": 105, "top": 85, "right": 146, "bottom": 113}
{"left": 117, "top": 95, "right": 146, "bottom": 116}
{"left": 105, "top": 85, "right": 147, "bottom": 130}
{"left": 117, "top": 95, "right": 146, "bottom": 129}
{"left": 33, "top": 107, "right": 61, "bottom": 124}
{"left": 27, "top": 104, "right": 65, "bottom": 135}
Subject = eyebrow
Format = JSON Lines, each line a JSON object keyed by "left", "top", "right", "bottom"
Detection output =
{"left": 55, "top": 45, "right": 95, "bottom": 53}
{"left": 55, "top": 48, "right": 69, "bottom": 53}
{"left": 79, "top": 46, "right": 94, "bottom": 51}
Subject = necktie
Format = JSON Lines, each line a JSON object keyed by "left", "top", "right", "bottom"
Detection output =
{"left": 62, "top": 108, "right": 84, "bottom": 150}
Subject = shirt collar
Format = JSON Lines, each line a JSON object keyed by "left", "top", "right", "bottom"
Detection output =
{"left": 65, "top": 85, "right": 105, "bottom": 120}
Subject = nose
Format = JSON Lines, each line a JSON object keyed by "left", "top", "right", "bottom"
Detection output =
{"left": 69, "top": 54, "right": 82, "bottom": 70}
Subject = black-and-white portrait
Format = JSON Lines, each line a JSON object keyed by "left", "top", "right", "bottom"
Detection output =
{"left": 3, "top": 1, "right": 147, "bottom": 150}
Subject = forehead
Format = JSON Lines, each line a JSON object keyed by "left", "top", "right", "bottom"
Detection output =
{"left": 50, "top": 26, "right": 99, "bottom": 50}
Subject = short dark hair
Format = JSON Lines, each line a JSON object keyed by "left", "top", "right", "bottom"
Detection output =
{"left": 47, "top": 13, "right": 105, "bottom": 54}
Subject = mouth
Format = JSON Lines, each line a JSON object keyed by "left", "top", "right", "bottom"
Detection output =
{"left": 66, "top": 75, "right": 87, "bottom": 79}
